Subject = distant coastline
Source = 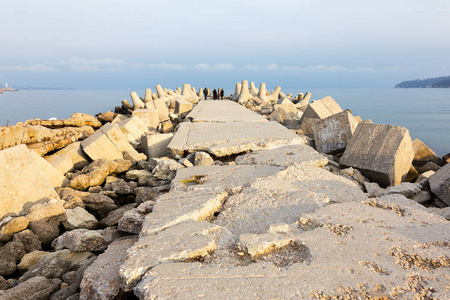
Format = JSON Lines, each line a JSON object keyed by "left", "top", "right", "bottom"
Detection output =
{"left": 395, "top": 76, "right": 450, "bottom": 88}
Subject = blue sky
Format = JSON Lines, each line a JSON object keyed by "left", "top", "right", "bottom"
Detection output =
{"left": 1, "top": 0, "right": 449, "bottom": 89}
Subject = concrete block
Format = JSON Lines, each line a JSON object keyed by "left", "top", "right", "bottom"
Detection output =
{"left": 45, "top": 141, "right": 90, "bottom": 173}
{"left": 29, "top": 150, "right": 68, "bottom": 188}
{"left": 152, "top": 98, "right": 169, "bottom": 122}
{"left": 111, "top": 115, "right": 129, "bottom": 124}
{"left": 175, "top": 98, "right": 193, "bottom": 115}
{"left": 412, "top": 138, "right": 445, "bottom": 167}
{"left": 312, "top": 110, "right": 358, "bottom": 153}
{"left": 141, "top": 133, "right": 173, "bottom": 158}
{"left": 340, "top": 123, "right": 414, "bottom": 187}
{"left": 132, "top": 109, "right": 159, "bottom": 131}
{"left": 116, "top": 116, "right": 149, "bottom": 143}
{"left": 429, "top": 163, "right": 450, "bottom": 206}
{"left": 0, "top": 145, "right": 59, "bottom": 220}
{"left": 99, "top": 123, "right": 143, "bottom": 161}
{"left": 81, "top": 130, "right": 123, "bottom": 161}
{"left": 300, "top": 96, "right": 343, "bottom": 123}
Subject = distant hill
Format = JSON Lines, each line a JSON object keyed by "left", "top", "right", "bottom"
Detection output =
{"left": 395, "top": 76, "right": 450, "bottom": 88}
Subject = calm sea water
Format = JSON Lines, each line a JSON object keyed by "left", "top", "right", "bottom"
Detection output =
{"left": 1, "top": 88, "right": 449, "bottom": 156}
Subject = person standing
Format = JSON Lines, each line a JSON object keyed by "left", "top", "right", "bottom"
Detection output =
{"left": 220, "top": 88, "right": 224, "bottom": 100}
{"left": 203, "top": 87, "right": 208, "bottom": 100}
{"left": 212, "top": 89, "right": 218, "bottom": 100}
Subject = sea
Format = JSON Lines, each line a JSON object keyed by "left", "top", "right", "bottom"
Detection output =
{"left": 1, "top": 88, "right": 449, "bottom": 156}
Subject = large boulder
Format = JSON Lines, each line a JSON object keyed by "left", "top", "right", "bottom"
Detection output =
{"left": 26, "top": 199, "right": 67, "bottom": 244}
{"left": 141, "top": 133, "right": 173, "bottom": 158}
{"left": 0, "top": 276, "right": 61, "bottom": 300}
{"left": 0, "top": 145, "right": 59, "bottom": 220}
{"left": 45, "top": 141, "right": 91, "bottom": 173}
{"left": 340, "top": 123, "right": 414, "bottom": 186}
{"left": 300, "top": 96, "right": 343, "bottom": 136}
{"left": 81, "top": 129, "right": 123, "bottom": 161}
{"left": 412, "top": 138, "right": 445, "bottom": 167}
{"left": 68, "top": 159, "right": 118, "bottom": 190}
{"left": 132, "top": 109, "right": 159, "bottom": 131}
{"left": 429, "top": 163, "right": 450, "bottom": 205}
{"left": 311, "top": 110, "right": 358, "bottom": 154}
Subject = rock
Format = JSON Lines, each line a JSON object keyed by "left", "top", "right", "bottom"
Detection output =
{"left": 125, "top": 169, "right": 152, "bottom": 181}
{"left": 412, "top": 138, "right": 445, "bottom": 167}
{"left": 119, "top": 221, "right": 227, "bottom": 291}
{"left": 99, "top": 204, "right": 137, "bottom": 228}
{"left": 26, "top": 200, "right": 67, "bottom": 244}
{"left": 99, "top": 123, "right": 146, "bottom": 161}
{"left": 193, "top": 151, "right": 214, "bottom": 166}
{"left": 0, "top": 144, "right": 59, "bottom": 220}
{"left": 18, "top": 256, "right": 71, "bottom": 283}
{"left": 311, "top": 110, "right": 358, "bottom": 154}
{"left": 134, "top": 186, "right": 161, "bottom": 204}
{"left": 116, "top": 116, "right": 149, "bottom": 143}
{"left": 0, "top": 216, "right": 29, "bottom": 243}
{"left": 81, "top": 128, "right": 123, "bottom": 161}
{"left": 416, "top": 170, "right": 435, "bottom": 183}
{"left": 80, "top": 236, "right": 138, "bottom": 300}
{"left": 81, "top": 193, "right": 117, "bottom": 217}
{"left": 43, "top": 249, "right": 95, "bottom": 266}
{"left": 113, "top": 159, "right": 133, "bottom": 174}
{"left": 12, "top": 229, "right": 42, "bottom": 253}
{"left": 117, "top": 208, "right": 147, "bottom": 234}
{"left": 417, "top": 161, "right": 441, "bottom": 173}
{"left": 405, "top": 165, "right": 419, "bottom": 182}
{"left": 141, "top": 133, "right": 173, "bottom": 158}
{"left": 411, "top": 191, "right": 432, "bottom": 204}
{"left": 27, "top": 126, "right": 94, "bottom": 156}
{"left": 0, "top": 276, "right": 15, "bottom": 290}
{"left": 0, "top": 240, "right": 25, "bottom": 276}
{"left": 68, "top": 159, "right": 117, "bottom": 190}
{"left": 364, "top": 181, "right": 382, "bottom": 197}
{"left": 104, "top": 178, "right": 134, "bottom": 195}
{"left": 45, "top": 141, "right": 91, "bottom": 173}
{"left": 62, "top": 207, "right": 98, "bottom": 230}
{"left": 152, "top": 158, "right": 185, "bottom": 180}
{"left": 340, "top": 123, "right": 414, "bottom": 187}
{"left": 17, "top": 250, "right": 50, "bottom": 272}
{"left": 29, "top": 150, "right": 68, "bottom": 188}
{"left": 97, "top": 111, "right": 116, "bottom": 123}
{"left": 132, "top": 109, "right": 159, "bottom": 131}
{"left": 235, "top": 145, "right": 328, "bottom": 168}
{"left": 52, "top": 229, "right": 109, "bottom": 252}
{"left": 429, "top": 163, "right": 450, "bottom": 205}
{"left": 25, "top": 113, "right": 102, "bottom": 128}
{"left": 162, "top": 120, "right": 174, "bottom": 133}
{"left": 0, "top": 276, "right": 61, "bottom": 300}
{"left": 379, "top": 182, "right": 422, "bottom": 198}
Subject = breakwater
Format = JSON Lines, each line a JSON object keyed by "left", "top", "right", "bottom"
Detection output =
{"left": 0, "top": 81, "right": 449, "bottom": 299}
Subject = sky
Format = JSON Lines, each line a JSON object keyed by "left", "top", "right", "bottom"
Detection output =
{"left": 1, "top": 0, "right": 450, "bottom": 89}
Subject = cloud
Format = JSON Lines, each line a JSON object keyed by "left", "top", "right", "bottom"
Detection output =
{"left": 355, "top": 66, "right": 375, "bottom": 72}
{"left": 266, "top": 64, "right": 279, "bottom": 70}
{"left": 195, "top": 63, "right": 234, "bottom": 70}
{"left": 0, "top": 64, "right": 58, "bottom": 72}
{"left": 241, "top": 64, "right": 260, "bottom": 71}
{"left": 148, "top": 62, "right": 187, "bottom": 70}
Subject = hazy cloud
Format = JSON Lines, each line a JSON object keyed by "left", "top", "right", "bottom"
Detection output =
{"left": 0, "top": 64, "right": 58, "bottom": 72}
{"left": 194, "top": 63, "right": 234, "bottom": 70}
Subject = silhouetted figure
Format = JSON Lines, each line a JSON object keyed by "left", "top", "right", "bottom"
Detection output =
{"left": 203, "top": 87, "right": 208, "bottom": 100}
{"left": 213, "top": 89, "right": 218, "bottom": 100}
{"left": 220, "top": 89, "right": 224, "bottom": 100}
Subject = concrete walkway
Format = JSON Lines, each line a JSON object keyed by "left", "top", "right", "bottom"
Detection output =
{"left": 117, "top": 100, "right": 450, "bottom": 299}
{"left": 168, "top": 100, "right": 307, "bottom": 157}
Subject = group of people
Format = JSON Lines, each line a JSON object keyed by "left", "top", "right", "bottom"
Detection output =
{"left": 203, "top": 87, "right": 224, "bottom": 100}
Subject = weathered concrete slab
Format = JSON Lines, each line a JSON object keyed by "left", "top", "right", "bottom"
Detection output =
{"left": 170, "top": 165, "right": 282, "bottom": 193}
{"left": 168, "top": 121, "right": 306, "bottom": 157}
{"left": 119, "top": 221, "right": 229, "bottom": 291}
{"left": 141, "top": 133, "right": 173, "bottom": 158}
{"left": 429, "top": 163, "right": 450, "bottom": 205}
{"left": 134, "top": 197, "right": 450, "bottom": 300}
{"left": 312, "top": 110, "right": 359, "bottom": 153}
{"left": 187, "top": 100, "right": 266, "bottom": 123}
{"left": 132, "top": 109, "right": 159, "bottom": 131}
{"left": 81, "top": 129, "right": 123, "bottom": 161}
{"left": 235, "top": 145, "right": 328, "bottom": 168}
{"left": 0, "top": 145, "right": 59, "bottom": 220}
{"left": 141, "top": 191, "right": 228, "bottom": 235}
{"left": 175, "top": 98, "right": 193, "bottom": 115}
{"left": 340, "top": 123, "right": 414, "bottom": 187}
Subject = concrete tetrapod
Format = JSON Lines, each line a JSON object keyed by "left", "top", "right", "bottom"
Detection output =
{"left": 231, "top": 82, "right": 241, "bottom": 101}
{"left": 257, "top": 82, "right": 270, "bottom": 102}
{"left": 237, "top": 80, "right": 252, "bottom": 104}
